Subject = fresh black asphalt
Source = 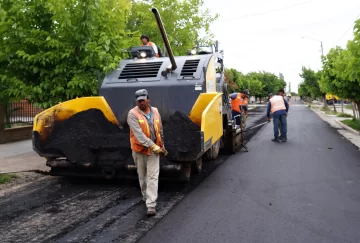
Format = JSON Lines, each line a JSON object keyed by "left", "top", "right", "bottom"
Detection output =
{"left": 139, "top": 101, "right": 360, "bottom": 243}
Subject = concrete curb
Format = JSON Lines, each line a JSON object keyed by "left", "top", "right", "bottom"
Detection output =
{"left": 334, "top": 119, "right": 360, "bottom": 136}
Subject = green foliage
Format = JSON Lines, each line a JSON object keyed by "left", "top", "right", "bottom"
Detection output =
{"left": 0, "top": 0, "right": 219, "bottom": 108}
{"left": 224, "top": 69, "right": 284, "bottom": 97}
{"left": 342, "top": 118, "right": 360, "bottom": 131}
{"left": 299, "top": 67, "right": 322, "bottom": 99}
{"left": 126, "top": 0, "right": 219, "bottom": 55}
{"left": 0, "top": 0, "right": 133, "bottom": 108}
{"left": 224, "top": 68, "right": 238, "bottom": 92}
{"left": 0, "top": 174, "right": 18, "bottom": 184}
{"left": 337, "top": 113, "right": 353, "bottom": 118}
{"left": 319, "top": 47, "right": 342, "bottom": 97}
{"left": 298, "top": 82, "right": 309, "bottom": 97}
{"left": 247, "top": 71, "right": 285, "bottom": 98}
{"left": 247, "top": 79, "right": 264, "bottom": 97}
{"left": 316, "top": 18, "right": 360, "bottom": 120}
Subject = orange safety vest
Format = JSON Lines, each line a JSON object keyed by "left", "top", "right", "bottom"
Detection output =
{"left": 270, "top": 95, "right": 286, "bottom": 114}
{"left": 141, "top": 42, "right": 159, "bottom": 58}
{"left": 231, "top": 93, "right": 248, "bottom": 113}
{"left": 129, "top": 106, "right": 163, "bottom": 155}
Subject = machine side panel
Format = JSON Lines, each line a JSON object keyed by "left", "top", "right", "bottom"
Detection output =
{"left": 201, "top": 94, "right": 223, "bottom": 150}
{"left": 188, "top": 93, "right": 218, "bottom": 127}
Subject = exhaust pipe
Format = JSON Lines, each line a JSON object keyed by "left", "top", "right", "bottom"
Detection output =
{"left": 151, "top": 7, "right": 177, "bottom": 71}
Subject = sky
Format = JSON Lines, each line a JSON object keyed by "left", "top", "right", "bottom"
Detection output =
{"left": 202, "top": 0, "right": 360, "bottom": 93}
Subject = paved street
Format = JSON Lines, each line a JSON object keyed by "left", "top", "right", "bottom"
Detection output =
{"left": 139, "top": 100, "right": 360, "bottom": 243}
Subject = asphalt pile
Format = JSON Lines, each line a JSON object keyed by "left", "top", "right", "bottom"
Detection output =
{"left": 44, "top": 109, "right": 201, "bottom": 165}
{"left": 163, "top": 111, "right": 201, "bottom": 161}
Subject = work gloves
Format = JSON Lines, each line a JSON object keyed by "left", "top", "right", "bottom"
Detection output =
{"left": 151, "top": 144, "right": 168, "bottom": 156}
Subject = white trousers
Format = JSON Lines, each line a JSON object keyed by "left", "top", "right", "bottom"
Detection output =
{"left": 132, "top": 151, "right": 160, "bottom": 208}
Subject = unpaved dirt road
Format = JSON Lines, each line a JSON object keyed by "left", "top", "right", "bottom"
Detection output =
{"left": 0, "top": 107, "right": 266, "bottom": 243}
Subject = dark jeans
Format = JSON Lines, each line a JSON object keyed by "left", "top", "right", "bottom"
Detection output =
{"left": 273, "top": 114, "right": 287, "bottom": 139}
{"left": 232, "top": 110, "right": 241, "bottom": 125}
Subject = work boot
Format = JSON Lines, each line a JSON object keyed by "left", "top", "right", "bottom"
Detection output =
{"left": 147, "top": 207, "right": 156, "bottom": 217}
{"left": 279, "top": 136, "right": 287, "bottom": 142}
{"left": 271, "top": 138, "right": 280, "bottom": 143}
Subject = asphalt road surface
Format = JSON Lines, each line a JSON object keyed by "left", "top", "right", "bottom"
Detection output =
{"left": 139, "top": 99, "right": 360, "bottom": 243}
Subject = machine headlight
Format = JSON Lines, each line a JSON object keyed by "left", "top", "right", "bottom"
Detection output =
{"left": 140, "top": 52, "right": 147, "bottom": 58}
{"left": 190, "top": 49, "right": 196, "bottom": 55}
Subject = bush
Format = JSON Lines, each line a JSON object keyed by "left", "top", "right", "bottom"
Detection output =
{"left": 0, "top": 174, "right": 18, "bottom": 184}
{"left": 342, "top": 118, "right": 360, "bottom": 131}
{"left": 337, "top": 113, "right": 353, "bottom": 118}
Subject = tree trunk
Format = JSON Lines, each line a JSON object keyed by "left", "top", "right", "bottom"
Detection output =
{"left": 341, "top": 99, "right": 344, "bottom": 114}
{"left": 333, "top": 98, "right": 337, "bottom": 113}
{"left": 322, "top": 94, "right": 328, "bottom": 109}
{"left": 0, "top": 104, "right": 5, "bottom": 144}
{"left": 352, "top": 102, "right": 356, "bottom": 118}
{"left": 355, "top": 101, "right": 360, "bottom": 120}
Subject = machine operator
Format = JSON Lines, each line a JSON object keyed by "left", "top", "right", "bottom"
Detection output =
{"left": 140, "top": 34, "right": 160, "bottom": 58}
{"left": 127, "top": 89, "right": 167, "bottom": 217}
{"left": 229, "top": 89, "right": 249, "bottom": 127}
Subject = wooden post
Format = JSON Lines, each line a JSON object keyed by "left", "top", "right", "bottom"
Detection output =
{"left": 0, "top": 104, "right": 5, "bottom": 144}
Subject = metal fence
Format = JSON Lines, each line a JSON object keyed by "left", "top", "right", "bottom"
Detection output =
{"left": 4, "top": 100, "right": 43, "bottom": 128}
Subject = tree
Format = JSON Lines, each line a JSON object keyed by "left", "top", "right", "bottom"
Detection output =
{"left": 254, "top": 71, "right": 286, "bottom": 98}
{"left": 247, "top": 79, "right": 264, "bottom": 97}
{"left": 332, "top": 20, "right": 360, "bottom": 119}
{"left": 224, "top": 68, "right": 238, "bottom": 92}
{"left": 299, "top": 67, "right": 322, "bottom": 101}
{"left": 318, "top": 19, "right": 360, "bottom": 119}
{"left": 0, "top": 0, "right": 133, "bottom": 108}
{"left": 298, "top": 82, "right": 310, "bottom": 99}
{"left": 0, "top": 0, "right": 220, "bottom": 109}
{"left": 126, "top": 0, "right": 219, "bottom": 56}
{"left": 319, "top": 47, "right": 345, "bottom": 111}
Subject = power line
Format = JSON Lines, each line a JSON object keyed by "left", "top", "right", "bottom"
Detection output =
{"left": 220, "top": 0, "right": 315, "bottom": 22}
{"left": 335, "top": 13, "right": 360, "bottom": 44}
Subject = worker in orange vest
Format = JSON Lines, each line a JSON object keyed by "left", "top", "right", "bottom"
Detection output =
{"left": 229, "top": 89, "right": 249, "bottom": 128}
{"left": 267, "top": 92, "right": 289, "bottom": 143}
{"left": 127, "top": 89, "right": 167, "bottom": 216}
{"left": 140, "top": 34, "right": 160, "bottom": 58}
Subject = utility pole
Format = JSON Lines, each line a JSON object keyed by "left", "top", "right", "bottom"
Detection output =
{"left": 302, "top": 36, "right": 327, "bottom": 109}
{"left": 320, "top": 41, "right": 324, "bottom": 57}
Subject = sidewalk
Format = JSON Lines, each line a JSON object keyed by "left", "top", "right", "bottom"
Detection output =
{"left": 0, "top": 140, "right": 49, "bottom": 173}
{"left": 311, "top": 107, "right": 360, "bottom": 149}
{"left": 310, "top": 100, "right": 354, "bottom": 116}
